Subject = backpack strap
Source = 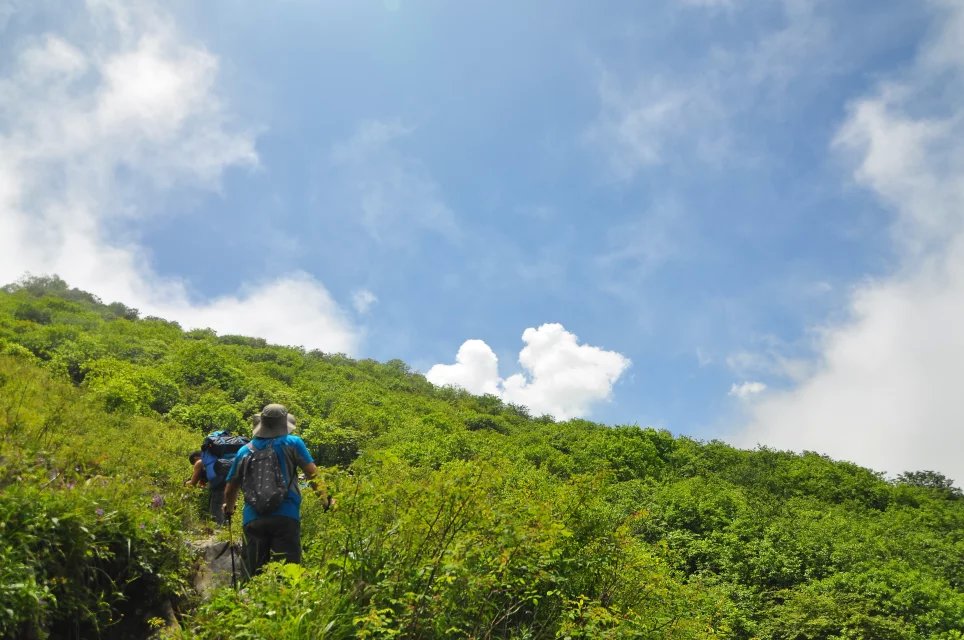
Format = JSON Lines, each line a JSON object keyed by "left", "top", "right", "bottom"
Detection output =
{"left": 279, "top": 442, "right": 298, "bottom": 493}
{"left": 239, "top": 442, "right": 256, "bottom": 473}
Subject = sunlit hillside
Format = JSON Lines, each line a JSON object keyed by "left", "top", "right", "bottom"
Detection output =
{"left": 1, "top": 276, "right": 961, "bottom": 639}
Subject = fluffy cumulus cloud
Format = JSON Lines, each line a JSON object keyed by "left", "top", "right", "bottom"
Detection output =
{"left": 426, "top": 324, "right": 631, "bottom": 420}
{"left": 425, "top": 339, "right": 502, "bottom": 397}
{"left": 735, "top": 0, "right": 964, "bottom": 482}
{"left": 0, "top": 0, "right": 360, "bottom": 354}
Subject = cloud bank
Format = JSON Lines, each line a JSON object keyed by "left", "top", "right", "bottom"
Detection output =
{"left": 426, "top": 324, "right": 631, "bottom": 420}
{"left": 735, "top": 0, "right": 964, "bottom": 482}
{"left": 0, "top": 0, "right": 360, "bottom": 354}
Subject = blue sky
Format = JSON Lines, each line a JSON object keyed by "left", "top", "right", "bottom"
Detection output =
{"left": 3, "top": 0, "right": 963, "bottom": 482}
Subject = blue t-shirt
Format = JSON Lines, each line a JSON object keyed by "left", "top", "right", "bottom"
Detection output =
{"left": 226, "top": 434, "right": 314, "bottom": 525}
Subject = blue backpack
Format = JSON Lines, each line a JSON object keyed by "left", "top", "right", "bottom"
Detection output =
{"left": 200, "top": 430, "right": 249, "bottom": 489}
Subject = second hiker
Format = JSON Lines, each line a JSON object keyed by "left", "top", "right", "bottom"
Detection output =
{"left": 199, "top": 428, "right": 249, "bottom": 525}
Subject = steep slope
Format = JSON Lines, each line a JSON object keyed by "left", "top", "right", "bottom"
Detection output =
{"left": 0, "top": 276, "right": 961, "bottom": 639}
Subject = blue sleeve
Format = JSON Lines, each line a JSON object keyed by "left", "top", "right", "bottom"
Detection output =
{"left": 291, "top": 436, "right": 314, "bottom": 466}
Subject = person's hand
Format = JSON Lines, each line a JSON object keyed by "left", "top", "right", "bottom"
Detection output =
{"left": 314, "top": 490, "right": 333, "bottom": 511}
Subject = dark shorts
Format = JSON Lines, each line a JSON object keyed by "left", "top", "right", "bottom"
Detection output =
{"left": 242, "top": 516, "right": 302, "bottom": 578}
{"left": 209, "top": 484, "right": 226, "bottom": 525}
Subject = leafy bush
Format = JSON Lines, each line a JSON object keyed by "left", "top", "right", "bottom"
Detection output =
{"left": 168, "top": 394, "right": 246, "bottom": 433}
{"left": 83, "top": 358, "right": 181, "bottom": 415}
{"left": 0, "top": 480, "right": 190, "bottom": 639}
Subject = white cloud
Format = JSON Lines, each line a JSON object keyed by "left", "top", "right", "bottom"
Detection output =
{"left": 328, "top": 119, "right": 459, "bottom": 244}
{"left": 726, "top": 344, "right": 813, "bottom": 383}
{"left": 352, "top": 289, "right": 378, "bottom": 315}
{"left": 427, "top": 324, "right": 631, "bottom": 420}
{"left": 502, "top": 324, "right": 632, "bottom": 419}
{"left": 728, "top": 381, "right": 766, "bottom": 399}
{"left": 735, "top": 0, "right": 964, "bottom": 482}
{"left": 155, "top": 273, "right": 358, "bottom": 351}
{"left": 0, "top": 1, "right": 360, "bottom": 354}
{"left": 425, "top": 339, "right": 501, "bottom": 397}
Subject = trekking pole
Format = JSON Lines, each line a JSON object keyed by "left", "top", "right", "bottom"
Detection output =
{"left": 227, "top": 513, "right": 238, "bottom": 590}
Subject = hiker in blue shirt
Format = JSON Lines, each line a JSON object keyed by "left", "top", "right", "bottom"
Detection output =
{"left": 198, "top": 431, "right": 248, "bottom": 525}
{"left": 222, "top": 403, "right": 331, "bottom": 578}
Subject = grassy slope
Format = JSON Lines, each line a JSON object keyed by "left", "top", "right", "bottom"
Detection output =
{"left": 0, "top": 354, "right": 200, "bottom": 639}
{"left": 0, "top": 277, "right": 962, "bottom": 639}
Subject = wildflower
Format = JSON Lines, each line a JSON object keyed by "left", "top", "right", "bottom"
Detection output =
{"left": 95, "top": 508, "right": 105, "bottom": 517}
{"left": 150, "top": 493, "right": 165, "bottom": 509}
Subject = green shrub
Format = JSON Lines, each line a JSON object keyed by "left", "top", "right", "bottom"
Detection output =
{"left": 0, "top": 354, "right": 201, "bottom": 638}
{"left": 0, "top": 474, "right": 191, "bottom": 639}
{"left": 185, "top": 564, "right": 352, "bottom": 640}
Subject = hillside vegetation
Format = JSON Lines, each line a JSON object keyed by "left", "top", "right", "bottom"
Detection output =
{"left": 0, "top": 276, "right": 961, "bottom": 639}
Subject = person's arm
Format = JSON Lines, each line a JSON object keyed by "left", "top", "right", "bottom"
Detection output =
{"left": 221, "top": 451, "right": 245, "bottom": 518}
{"left": 222, "top": 480, "right": 241, "bottom": 518}
{"left": 186, "top": 459, "right": 206, "bottom": 487}
{"left": 301, "top": 462, "right": 333, "bottom": 510}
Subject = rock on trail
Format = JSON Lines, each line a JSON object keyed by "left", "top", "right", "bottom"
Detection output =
{"left": 191, "top": 536, "right": 242, "bottom": 599}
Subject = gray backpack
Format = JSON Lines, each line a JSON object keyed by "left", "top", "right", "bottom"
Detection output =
{"left": 240, "top": 443, "right": 294, "bottom": 515}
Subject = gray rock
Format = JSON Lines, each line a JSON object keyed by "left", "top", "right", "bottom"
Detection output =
{"left": 190, "top": 537, "right": 241, "bottom": 598}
